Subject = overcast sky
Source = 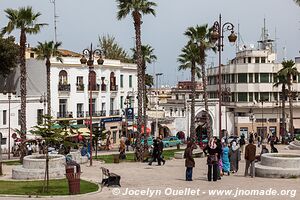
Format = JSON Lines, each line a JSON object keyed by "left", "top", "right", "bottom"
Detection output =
{"left": 0, "top": 0, "right": 299, "bottom": 86}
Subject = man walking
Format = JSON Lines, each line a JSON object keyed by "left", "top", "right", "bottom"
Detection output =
{"left": 244, "top": 138, "right": 256, "bottom": 178}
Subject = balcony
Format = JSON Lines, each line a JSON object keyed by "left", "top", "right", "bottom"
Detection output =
{"left": 58, "top": 84, "right": 71, "bottom": 92}
{"left": 109, "top": 110, "right": 120, "bottom": 116}
{"left": 88, "top": 84, "right": 100, "bottom": 91}
{"left": 110, "top": 85, "right": 118, "bottom": 92}
{"left": 57, "top": 111, "right": 73, "bottom": 118}
{"left": 76, "top": 84, "right": 84, "bottom": 92}
{"left": 77, "top": 111, "right": 84, "bottom": 118}
{"left": 86, "top": 110, "right": 106, "bottom": 117}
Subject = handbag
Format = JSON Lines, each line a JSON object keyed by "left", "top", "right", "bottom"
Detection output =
{"left": 207, "top": 154, "right": 218, "bottom": 165}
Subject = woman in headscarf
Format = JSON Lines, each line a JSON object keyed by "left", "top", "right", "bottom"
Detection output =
{"left": 222, "top": 143, "right": 230, "bottom": 175}
{"left": 204, "top": 138, "right": 219, "bottom": 181}
{"left": 184, "top": 141, "right": 195, "bottom": 181}
{"left": 229, "top": 141, "right": 241, "bottom": 173}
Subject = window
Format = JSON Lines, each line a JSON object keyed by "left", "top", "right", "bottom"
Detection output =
{"left": 254, "top": 92, "right": 259, "bottom": 102}
{"left": 120, "top": 74, "right": 124, "bottom": 88}
{"left": 176, "top": 94, "right": 179, "bottom": 100}
{"left": 260, "top": 73, "right": 269, "bottom": 83}
{"left": 89, "top": 99, "right": 96, "bottom": 114}
{"left": 59, "top": 70, "right": 68, "bottom": 84}
{"left": 238, "top": 73, "right": 247, "bottom": 83}
{"left": 30, "top": 52, "right": 34, "bottom": 58}
{"left": 261, "top": 57, "right": 266, "bottom": 63}
{"left": 170, "top": 109, "right": 173, "bottom": 116}
{"left": 129, "top": 75, "right": 132, "bottom": 88}
{"left": 59, "top": 99, "right": 67, "bottom": 117}
{"left": 77, "top": 103, "right": 84, "bottom": 117}
{"left": 255, "top": 73, "right": 259, "bottom": 83}
{"left": 110, "top": 72, "right": 116, "bottom": 91}
{"left": 76, "top": 76, "right": 84, "bottom": 91}
{"left": 182, "top": 109, "right": 185, "bottom": 116}
{"left": 231, "top": 93, "right": 235, "bottom": 102}
{"left": 249, "top": 74, "right": 253, "bottom": 83}
{"left": 37, "top": 109, "right": 43, "bottom": 125}
{"left": 240, "top": 127, "right": 248, "bottom": 137}
{"left": 273, "top": 74, "right": 277, "bottom": 83}
{"left": 249, "top": 92, "right": 253, "bottom": 102}
{"left": 260, "top": 92, "right": 269, "bottom": 101}
{"left": 120, "top": 96, "right": 124, "bottom": 109}
{"left": 273, "top": 92, "right": 278, "bottom": 101}
{"left": 3, "top": 110, "right": 7, "bottom": 125}
{"left": 238, "top": 92, "right": 247, "bottom": 102}
{"left": 255, "top": 57, "right": 259, "bottom": 63}
{"left": 231, "top": 74, "right": 235, "bottom": 83}
{"left": 243, "top": 58, "right": 246, "bottom": 63}
{"left": 101, "top": 103, "right": 106, "bottom": 111}
{"left": 110, "top": 98, "right": 114, "bottom": 111}
{"left": 18, "top": 110, "right": 21, "bottom": 125}
{"left": 247, "top": 57, "right": 251, "bottom": 63}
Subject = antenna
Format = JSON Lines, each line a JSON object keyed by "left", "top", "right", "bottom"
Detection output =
{"left": 50, "top": 0, "right": 58, "bottom": 43}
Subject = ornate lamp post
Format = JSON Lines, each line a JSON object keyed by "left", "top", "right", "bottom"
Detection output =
{"left": 211, "top": 14, "right": 237, "bottom": 138}
{"left": 80, "top": 44, "right": 104, "bottom": 166}
{"left": 3, "top": 90, "right": 16, "bottom": 160}
{"left": 155, "top": 73, "right": 163, "bottom": 138}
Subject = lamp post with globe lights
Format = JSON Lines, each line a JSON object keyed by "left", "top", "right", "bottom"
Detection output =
{"left": 211, "top": 14, "right": 237, "bottom": 138}
{"left": 80, "top": 44, "right": 104, "bottom": 166}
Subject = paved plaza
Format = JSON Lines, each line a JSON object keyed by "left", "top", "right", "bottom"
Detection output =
{"left": 0, "top": 145, "right": 299, "bottom": 200}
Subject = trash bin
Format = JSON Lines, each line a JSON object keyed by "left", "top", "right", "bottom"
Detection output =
{"left": 113, "top": 154, "right": 120, "bottom": 163}
{"left": 66, "top": 165, "right": 81, "bottom": 195}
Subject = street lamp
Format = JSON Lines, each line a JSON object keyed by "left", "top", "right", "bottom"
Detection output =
{"left": 211, "top": 14, "right": 237, "bottom": 138}
{"left": 124, "top": 95, "right": 131, "bottom": 138}
{"left": 3, "top": 90, "right": 16, "bottom": 160}
{"left": 155, "top": 73, "right": 163, "bottom": 138}
{"left": 80, "top": 43, "right": 104, "bottom": 166}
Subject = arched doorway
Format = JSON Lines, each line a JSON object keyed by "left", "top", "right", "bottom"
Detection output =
{"left": 176, "top": 131, "right": 185, "bottom": 141}
{"left": 59, "top": 70, "right": 68, "bottom": 84}
{"left": 159, "top": 125, "right": 171, "bottom": 138}
{"left": 195, "top": 110, "right": 212, "bottom": 143}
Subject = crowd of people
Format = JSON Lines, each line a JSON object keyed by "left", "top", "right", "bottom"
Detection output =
{"left": 184, "top": 133, "right": 280, "bottom": 182}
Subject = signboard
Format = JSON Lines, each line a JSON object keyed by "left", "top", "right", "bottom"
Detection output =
{"left": 125, "top": 108, "right": 134, "bottom": 120}
{"left": 100, "top": 117, "right": 122, "bottom": 124}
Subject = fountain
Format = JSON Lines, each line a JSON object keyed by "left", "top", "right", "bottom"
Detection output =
{"left": 285, "top": 140, "right": 300, "bottom": 150}
{"left": 255, "top": 153, "right": 300, "bottom": 178}
{"left": 12, "top": 154, "right": 66, "bottom": 180}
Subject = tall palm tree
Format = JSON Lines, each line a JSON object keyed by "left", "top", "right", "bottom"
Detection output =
{"left": 2, "top": 6, "right": 47, "bottom": 162}
{"left": 277, "top": 60, "right": 299, "bottom": 138}
{"left": 116, "top": 0, "right": 157, "bottom": 161}
{"left": 178, "top": 43, "right": 201, "bottom": 140}
{"left": 184, "top": 24, "right": 215, "bottom": 139}
{"left": 294, "top": 0, "right": 300, "bottom": 6}
{"left": 132, "top": 45, "right": 157, "bottom": 139}
{"left": 274, "top": 74, "right": 288, "bottom": 142}
{"left": 33, "top": 41, "right": 63, "bottom": 116}
{"left": 2, "top": 7, "right": 46, "bottom": 133}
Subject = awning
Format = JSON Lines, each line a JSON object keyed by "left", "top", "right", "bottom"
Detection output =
{"left": 293, "top": 119, "right": 300, "bottom": 129}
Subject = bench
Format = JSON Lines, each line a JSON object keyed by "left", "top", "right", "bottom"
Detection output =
{"left": 101, "top": 167, "right": 121, "bottom": 187}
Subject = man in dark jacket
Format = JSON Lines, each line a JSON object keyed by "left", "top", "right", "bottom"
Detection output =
{"left": 158, "top": 138, "right": 165, "bottom": 165}
{"left": 244, "top": 138, "right": 256, "bottom": 178}
{"left": 184, "top": 141, "right": 195, "bottom": 181}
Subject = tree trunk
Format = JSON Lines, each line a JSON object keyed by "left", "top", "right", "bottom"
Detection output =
{"left": 282, "top": 84, "right": 286, "bottom": 143}
{"left": 201, "top": 63, "right": 210, "bottom": 139}
{"left": 46, "top": 59, "right": 51, "bottom": 116}
{"left": 142, "top": 63, "right": 148, "bottom": 150}
{"left": 43, "top": 144, "right": 49, "bottom": 193}
{"left": 288, "top": 83, "right": 294, "bottom": 137}
{"left": 133, "top": 11, "right": 143, "bottom": 161}
{"left": 190, "top": 63, "right": 196, "bottom": 140}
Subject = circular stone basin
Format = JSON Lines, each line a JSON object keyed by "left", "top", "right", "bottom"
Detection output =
{"left": 12, "top": 154, "right": 66, "bottom": 180}
{"left": 255, "top": 153, "right": 300, "bottom": 178}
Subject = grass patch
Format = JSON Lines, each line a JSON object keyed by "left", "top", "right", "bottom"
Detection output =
{"left": 95, "top": 149, "right": 184, "bottom": 163}
{"left": 0, "top": 179, "right": 98, "bottom": 196}
{"left": 2, "top": 160, "right": 21, "bottom": 165}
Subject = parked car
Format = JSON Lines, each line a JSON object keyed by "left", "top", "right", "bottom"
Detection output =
{"left": 162, "top": 136, "right": 182, "bottom": 148}
{"left": 141, "top": 136, "right": 154, "bottom": 146}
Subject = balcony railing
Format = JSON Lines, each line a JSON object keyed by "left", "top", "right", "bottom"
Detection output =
{"left": 101, "top": 84, "right": 107, "bottom": 92}
{"left": 57, "top": 111, "right": 73, "bottom": 118}
{"left": 86, "top": 110, "right": 106, "bottom": 117}
{"left": 110, "top": 85, "right": 118, "bottom": 91}
{"left": 88, "top": 84, "right": 100, "bottom": 91}
{"left": 109, "top": 110, "right": 120, "bottom": 116}
{"left": 58, "top": 84, "right": 71, "bottom": 91}
{"left": 76, "top": 84, "right": 84, "bottom": 91}
{"left": 77, "top": 111, "right": 84, "bottom": 118}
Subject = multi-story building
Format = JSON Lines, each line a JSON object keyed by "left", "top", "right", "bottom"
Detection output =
{"left": 0, "top": 48, "right": 137, "bottom": 151}
{"left": 207, "top": 30, "right": 300, "bottom": 139}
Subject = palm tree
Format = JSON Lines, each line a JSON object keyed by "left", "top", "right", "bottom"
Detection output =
{"left": 2, "top": 6, "right": 47, "bottom": 162}
{"left": 184, "top": 24, "right": 215, "bottom": 139}
{"left": 116, "top": 0, "right": 157, "bottom": 161}
{"left": 132, "top": 45, "right": 157, "bottom": 139}
{"left": 178, "top": 43, "right": 201, "bottom": 140}
{"left": 294, "top": 0, "right": 300, "bottom": 6}
{"left": 274, "top": 74, "right": 288, "bottom": 142}
{"left": 277, "top": 60, "right": 299, "bottom": 138}
{"left": 33, "top": 41, "right": 63, "bottom": 116}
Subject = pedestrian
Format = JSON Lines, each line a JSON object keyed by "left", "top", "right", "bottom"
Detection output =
{"left": 184, "top": 141, "right": 195, "bottom": 181}
{"left": 270, "top": 141, "right": 278, "bottom": 153}
{"left": 260, "top": 144, "right": 269, "bottom": 155}
{"left": 222, "top": 143, "right": 230, "bottom": 176}
{"left": 27, "top": 143, "right": 33, "bottom": 155}
{"left": 216, "top": 138, "right": 223, "bottom": 179}
{"left": 204, "top": 138, "right": 219, "bottom": 181}
{"left": 229, "top": 141, "right": 241, "bottom": 173}
{"left": 240, "top": 134, "right": 246, "bottom": 153}
{"left": 148, "top": 139, "right": 160, "bottom": 165}
{"left": 158, "top": 138, "right": 165, "bottom": 165}
{"left": 81, "top": 144, "right": 90, "bottom": 159}
{"left": 119, "top": 140, "right": 126, "bottom": 160}
{"left": 244, "top": 138, "right": 256, "bottom": 178}
{"left": 257, "top": 135, "right": 261, "bottom": 148}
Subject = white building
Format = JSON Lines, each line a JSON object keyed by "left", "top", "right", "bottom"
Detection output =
{"left": 0, "top": 49, "right": 138, "bottom": 152}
